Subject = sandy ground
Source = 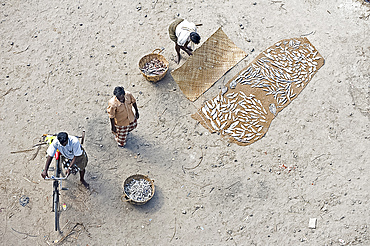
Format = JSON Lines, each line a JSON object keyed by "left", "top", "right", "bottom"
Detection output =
{"left": 1, "top": 0, "right": 369, "bottom": 245}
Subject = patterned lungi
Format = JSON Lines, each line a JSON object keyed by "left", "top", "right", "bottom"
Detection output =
{"left": 114, "top": 118, "right": 138, "bottom": 146}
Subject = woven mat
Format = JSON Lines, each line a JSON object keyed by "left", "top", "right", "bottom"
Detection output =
{"left": 192, "top": 37, "right": 325, "bottom": 146}
{"left": 171, "top": 27, "right": 247, "bottom": 101}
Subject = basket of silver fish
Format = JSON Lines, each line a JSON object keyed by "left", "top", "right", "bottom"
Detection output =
{"left": 122, "top": 174, "right": 155, "bottom": 205}
{"left": 139, "top": 48, "right": 169, "bottom": 82}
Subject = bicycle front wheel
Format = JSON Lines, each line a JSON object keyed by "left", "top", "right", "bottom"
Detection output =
{"left": 54, "top": 189, "right": 59, "bottom": 231}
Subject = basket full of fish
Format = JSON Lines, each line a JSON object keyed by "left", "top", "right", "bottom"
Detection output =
{"left": 122, "top": 174, "right": 155, "bottom": 205}
{"left": 139, "top": 48, "right": 169, "bottom": 82}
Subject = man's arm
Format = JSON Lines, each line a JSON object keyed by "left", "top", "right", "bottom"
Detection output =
{"left": 179, "top": 41, "right": 193, "bottom": 55}
{"left": 41, "top": 156, "right": 53, "bottom": 179}
{"left": 107, "top": 100, "right": 117, "bottom": 133}
{"left": 175, "top": 42, "right": 192, "bottom": 64}
{"left": 133, "top": 102, "right": 139, "bottom": 119}
{"left": 65, "top": 155, "right": 78, "bottom": 175}
{"left": 110, "top": 118, "right": 117, "bottom": 133}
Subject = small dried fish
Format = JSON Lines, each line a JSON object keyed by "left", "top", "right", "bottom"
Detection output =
{"left": 226, "top": 92, "right": 237, "bottom": 99}
{"left": 230, "top": 80, "right": 237, "bottom": 89}
{"left": 210, "top": 120, "right": 219, "bottom": 131}
{"left": 216, "top": 118, "right": 221, "bottom": 126}
{"left": 228, "top": 121, "right": 239, "bottom": 129}
{"left": 202, "top": 107, "right": 208, "bottom": 116}
{"left": 269, "top": 103, "right": 277, "bottom": 115}
{"left": 124, "top": 179, "right": 153, "bottom": 202}
{"left": 221, "top": 86, "right": 228, "bottom": 95}
{"left": 220, "top": 122, "right": 228, "bottom": 129}
{"left": 140, "top": 58, "right": 167, "bottom": 76}
{"left": 211, "top": 108, "right": 217, "bottom": 116}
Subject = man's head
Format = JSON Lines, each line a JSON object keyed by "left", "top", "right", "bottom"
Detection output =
{"left": 190, "top": 32, "right": 201, "bottom": 44}
{"left": 57, "top": 132, "right": 68, "bottom": 146}
{"left": 114, "top": 86, "right": 126, "bottom": 103}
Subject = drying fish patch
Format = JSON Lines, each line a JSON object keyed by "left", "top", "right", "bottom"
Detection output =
{"left": 199, "top": 92, "right": 270, "bottom": 143}
{"left": 192, "top": 37, "right": 325, "bottom": 146}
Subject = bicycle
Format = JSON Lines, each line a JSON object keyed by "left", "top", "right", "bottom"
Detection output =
{"left": 41, "top": 130, "right": 85, "bottom": 231}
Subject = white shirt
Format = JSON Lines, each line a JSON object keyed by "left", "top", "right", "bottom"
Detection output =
{"left": 175, "top": 20, "right": 197, "bottom": 46}
{"left": 47, "top": 136, "right": 83, "bottom": 160}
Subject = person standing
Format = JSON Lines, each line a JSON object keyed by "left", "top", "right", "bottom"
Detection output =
{"left": 107, "top": 86, "right": 139, "bottom": 148}
{"left": 168, "top": 18, "right": 201, "bottom": 64}
{"left": 41, "top": 132, "right": 89, "bottom": 189}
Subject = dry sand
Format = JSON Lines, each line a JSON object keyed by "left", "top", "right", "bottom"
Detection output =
{"left": 0, "top": 0, "right": 369, "bottom": 245}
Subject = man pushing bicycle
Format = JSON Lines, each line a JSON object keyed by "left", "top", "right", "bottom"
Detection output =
{"left": 41, "top": 132, "right": 89, "bottom": 189}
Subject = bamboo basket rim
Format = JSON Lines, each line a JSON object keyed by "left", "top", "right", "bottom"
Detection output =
{"left": 122, "top": 174, "right": 155, "bottom": 205}
{"left": 139, "top": 49, "right": 169, "bottom": 82}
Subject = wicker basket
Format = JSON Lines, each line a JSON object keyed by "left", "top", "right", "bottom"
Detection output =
{"left": 139, "top": 48, "right": 169, "bottom": 82}
{"left": 121, "top": 174, "right": 155, "bottom": 205}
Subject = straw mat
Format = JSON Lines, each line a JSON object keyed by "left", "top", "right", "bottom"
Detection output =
{"left": 171, "top": 27, "right": 247, "bottom": 101}
{"left": 192, "top": 37, "right": 325, "bottom": 146}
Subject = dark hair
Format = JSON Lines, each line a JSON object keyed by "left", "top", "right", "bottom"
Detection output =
{"left": 57, "top": 132, "right": 68, "bottom": 144}
{"left": 190, "top": 32, "right": 200, "bottom": 44}
{"left": 113, "top": 86, "right": 125, "bottom": 96}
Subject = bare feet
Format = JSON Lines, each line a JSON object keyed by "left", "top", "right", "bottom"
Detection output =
{"left": 81, "top": 180, "right": 90, "bottom": 189}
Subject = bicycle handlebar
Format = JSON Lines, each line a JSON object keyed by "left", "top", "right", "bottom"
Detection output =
{"left": 45, "top": 174, "right": 70, "bottom": 180}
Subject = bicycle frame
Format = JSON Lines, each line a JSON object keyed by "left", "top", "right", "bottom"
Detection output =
{"left": 43, "top": 130, "right": 85, "bottom": 232}
{"left": 44, "top": 150, "right": 66, "bottom": 231}
{"left": 45, "top": 151, "right": 71, "bottom": 231}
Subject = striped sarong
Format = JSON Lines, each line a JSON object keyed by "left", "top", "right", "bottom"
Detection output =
{"left": 114, "top": 118, "right": 138, "bottom": 147}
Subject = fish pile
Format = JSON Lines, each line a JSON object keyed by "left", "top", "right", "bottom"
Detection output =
{"left": 141, "top": 58, "right": 167, "bottom": 76}
{"left": 200, "top": 92, "right": 268, "bottom": 143}
{"left": 229, "top": 39, "right": 322, "bottom": 109}
{"left": 124, "top": 178, "right": 153, "bottom": 202}
{"left": 197, "top": 38, "right": 324, "bottom": 145}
